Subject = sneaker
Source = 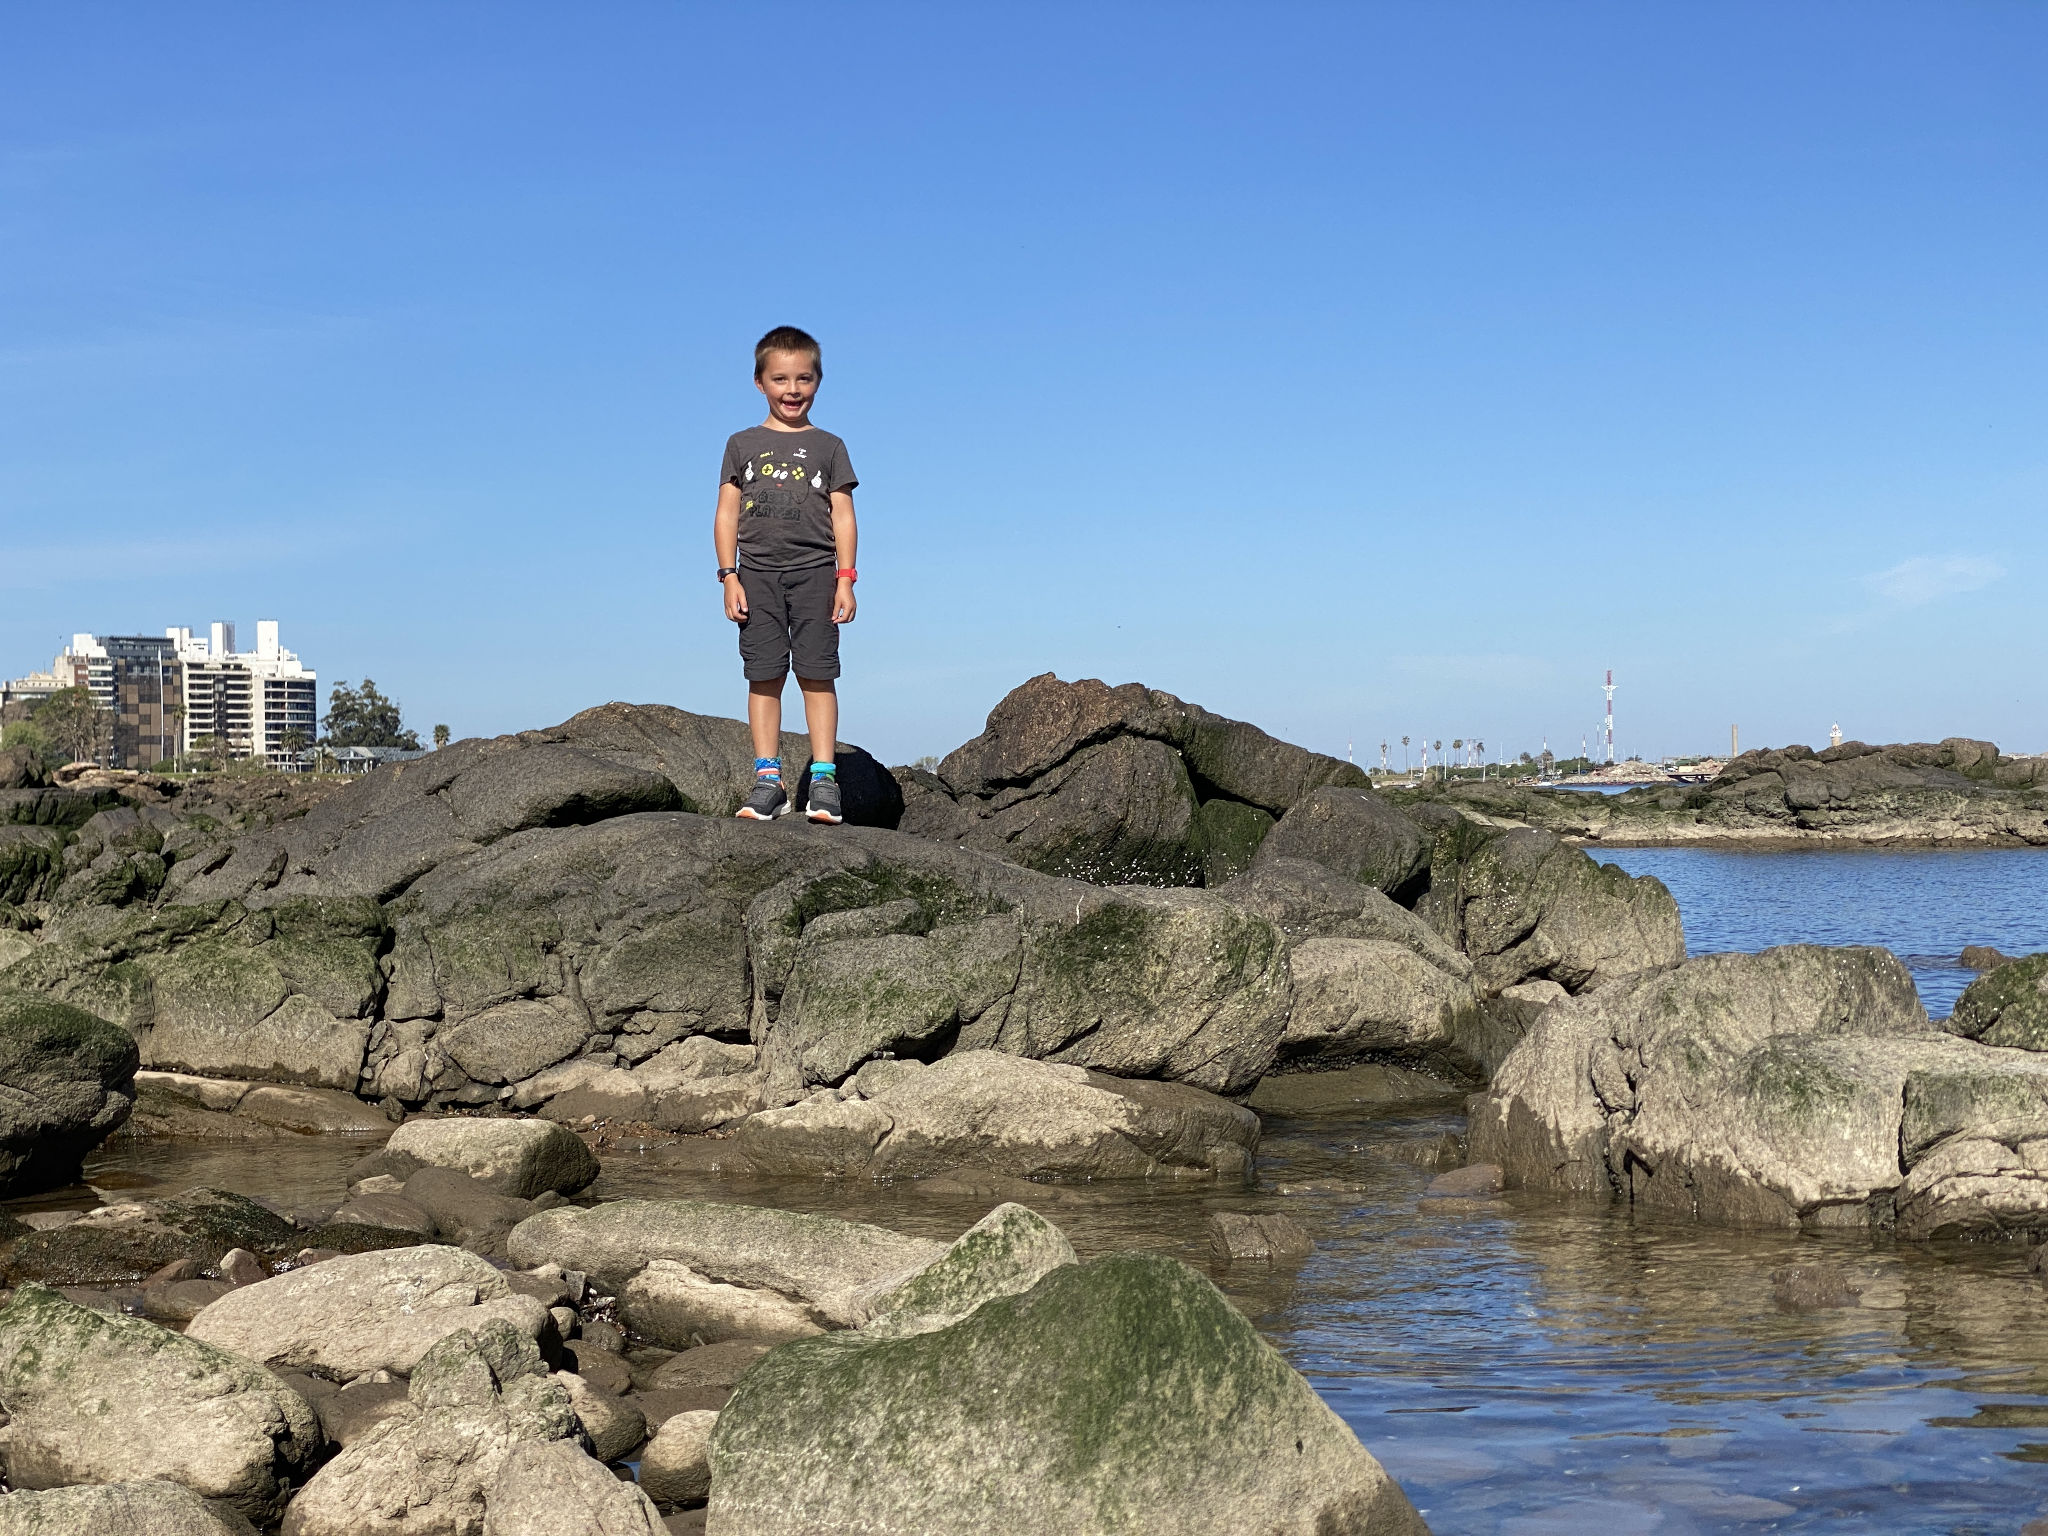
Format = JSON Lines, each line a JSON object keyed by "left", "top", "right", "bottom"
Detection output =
{"left": 805, "top": 775, "right": 844, "bottom": 825}
{"left": 736, "top": 778, "right": 787, "bottom": 820}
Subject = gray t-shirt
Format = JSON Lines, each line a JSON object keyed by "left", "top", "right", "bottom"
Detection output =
{"left": 720, "top": 425, "right": 857, "bottom": 570}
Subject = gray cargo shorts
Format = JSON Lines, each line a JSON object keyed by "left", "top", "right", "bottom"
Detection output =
{"left": 737, "top": 563, "right": 841, "bottom": 682}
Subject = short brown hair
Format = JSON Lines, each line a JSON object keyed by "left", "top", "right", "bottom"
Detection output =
{"left": 754, "top": 325, "right": 822, "bottom": 380}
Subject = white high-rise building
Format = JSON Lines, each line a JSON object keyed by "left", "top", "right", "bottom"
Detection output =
{"left": 165, "top": 621, "right": 317, "bottom": 767}
{"left": 19, "top": 621, "right": 318, "bottom": 769}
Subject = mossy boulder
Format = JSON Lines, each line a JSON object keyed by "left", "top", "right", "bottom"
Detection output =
{"left": 0, "top": 988, "right": 138, "bottom": 1196}
{"left": 6, "top": 1188, "right": 293, "bottom": 1286}
{"left": 0, "top": 1283, "right": 320, "bottom": 1524}
{"left": 1190, "top": 796, "right": 1275, "bottom": 886}
{"left": 0, "top": 826, "right": 65, "bottom": 907}
{"left": 1948, "top": 953, "right": 2048, "bottom": 1051}
{"left": 1465, "top": 945, "right": 2048, "bottom": 1233}
{"left": 708, "top": 1250, "right": 1427, "bottom": 1535}
{"left": 862, "top": 1201, "right": 1076, "bottom": 1340}
{"left": 1254, "top": 786, "right": 1428, "bottom": 900}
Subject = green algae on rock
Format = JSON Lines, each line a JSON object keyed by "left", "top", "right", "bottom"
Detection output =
{"left": 1948, "top": 953, "right": 2048, "bottom": 1051}
{"left": 0, "top": 1283, "right": 320, "bottom": 1526}
{"left": 708, "top": 1250, "right": 1428, "bottom": 1535}
{"left": 0, "top": 987, "right": 137, "bottom": 1196}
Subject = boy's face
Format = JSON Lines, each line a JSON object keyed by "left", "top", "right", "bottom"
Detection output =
{"left": 755, "top": 350, "right": 820, "bottom": 426}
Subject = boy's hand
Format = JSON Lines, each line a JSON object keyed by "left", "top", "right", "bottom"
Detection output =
{"left": 723, "top": 574, "right": 748, "bottom": 623}
{"left": 833, "top": 578, "right": 857, "bottom": 624}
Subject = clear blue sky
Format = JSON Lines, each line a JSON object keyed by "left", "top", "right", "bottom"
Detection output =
{"left": 4, "top": 4, "right": 2043, "bottom": 765}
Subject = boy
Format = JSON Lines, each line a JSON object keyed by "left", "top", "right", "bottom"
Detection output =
{"left": 714, "top": 325, "right": 859, "bottom": 824}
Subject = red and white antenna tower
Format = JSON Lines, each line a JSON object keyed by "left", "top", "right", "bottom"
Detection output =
{"left": 1603, "top": 669, "right": 1616, "bottom": 764}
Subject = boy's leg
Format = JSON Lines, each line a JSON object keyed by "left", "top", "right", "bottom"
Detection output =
{"left": 736, "top": 567, "right": 793, "bottom": 819}
{"left": 747, "top": 679, "right": 784, "bottom": 761}
{"left": 784, "top": 566, "right": 845, "bottom": 823}
{"left": 795, "top": 677, "right": 837, "bottom": 768}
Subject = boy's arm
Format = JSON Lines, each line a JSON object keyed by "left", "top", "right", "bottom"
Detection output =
{"left": 714, "top": 483, "right": 746, "bottom": 622}
{"left": 831, "top": 490, "right": 858, "bottom": 624}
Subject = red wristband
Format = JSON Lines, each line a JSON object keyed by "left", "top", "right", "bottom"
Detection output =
{"left": 836, "top": 568, "right": 857, "bottom": 582}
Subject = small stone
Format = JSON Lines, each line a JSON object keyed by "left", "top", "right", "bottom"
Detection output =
{"left": 565, "top": 1342, "right": 634, "bottom": 1396}
{"left": 220, "top": 1248, "right": 268, "bottom": 1286}
{"left": 639, "top": 1409, "right": 718, "bottom": 1509}
{"left": 580, "top": 1318, "right": 626, "bottom": 1355}
{"left": 1961, "top": 945, "right": 2015, "bottom": 971}
{"left": 551, "top": 1305, "right": 580, "bottom": 1339}
{"left": 295, "top": 1247, "right": 342, "bottom": 1267}
{"left": 646, "top": 1340, "right": 770, "bottom": 1393}
{"left": 146, "top": 1256, "right": 204, "bottom": 1284}
{"left": 1424, "top": 1162, "right": 1504, "bottom": 1199}
{"left": 1772, "top": 1263, "right": 1862, "bottom": 1311}
{"left": 1207, "top": 1211, "right": 1313, "bottom": 1262}
{"left": 349, "top": 1173, "right": 408, "bottom": 1197}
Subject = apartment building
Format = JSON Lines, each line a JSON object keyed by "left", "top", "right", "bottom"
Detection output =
{"left": 3, "top": 620, "right": 318, "bottom": 770}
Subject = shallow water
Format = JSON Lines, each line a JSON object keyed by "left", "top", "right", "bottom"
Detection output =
{"left": 38, "top": 847, "right": 2048, "bottom": 1534}
{"left": 1598, "top": 846, "right": 2048, "bottom": 1018}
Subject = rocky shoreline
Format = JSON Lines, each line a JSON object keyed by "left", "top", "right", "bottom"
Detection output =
{"left": 1394, "top": 736, "right": 2048, "bottom": 847}
{"left": 2, "top": 672, "right": 2047, "bottom": 1529}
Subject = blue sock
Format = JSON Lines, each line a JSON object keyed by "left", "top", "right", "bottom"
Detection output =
{"left": 811, "top": 761, "right": 837, "bottom": 779}
{"left": 755, "top": 758, "right": 781, "bottom": 781}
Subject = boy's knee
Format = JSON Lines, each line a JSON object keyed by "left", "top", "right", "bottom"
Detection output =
{"left": 795, "top": 676, "right": 837, "bottom": 691}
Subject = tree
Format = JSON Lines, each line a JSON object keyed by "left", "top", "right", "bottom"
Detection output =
{"left": 1401, "top": 735, "right": 1410, "bottom": 772}
{"left": 0, "top": 720, "right": 62, "bottom": 773}
{"left": 32, "top": 687, "right": 111, "bottom": 766}
{"left": 278, "top": 728, "right": 308, "bottom": 767}
{"left": 432, "top": 723, "right": 451, "bottom": 751}
{"left": 322, "top": 679, "right": 421, "bottom": 750}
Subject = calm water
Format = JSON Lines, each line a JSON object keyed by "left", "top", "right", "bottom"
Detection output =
{"left": 48, "top": 847, "right": 2048, "bottom": 1535}
{"left": 1599, "top": 846, "right": 2048, "bottom": 1017}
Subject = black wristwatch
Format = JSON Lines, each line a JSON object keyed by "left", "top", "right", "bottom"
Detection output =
{"left": 716, "top": 566, "right": 739, "bottom": 581}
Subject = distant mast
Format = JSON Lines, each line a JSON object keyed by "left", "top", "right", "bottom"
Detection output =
{"left": 1603, "top": 669, "right": 1616, "bottom": 764}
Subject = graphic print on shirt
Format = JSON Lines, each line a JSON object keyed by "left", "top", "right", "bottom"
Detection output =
{"left": 742, "top": 449, "right": 830, "bottom": 521}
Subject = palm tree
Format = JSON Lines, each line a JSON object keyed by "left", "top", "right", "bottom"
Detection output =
{"left": 1453, "top": 738, "right": 1464, "bottom": 776}
{"left": 433, "top": 723, "right": 451, "bottom": 750}
{"left": 1433, "top": 740, "right": 1443, "bottom": 779}
{"left": 278, "top": 728, "right": 307, "bottom": 772}
{"left": 1401, "top": 735, "right": 1410, "bottom": 773}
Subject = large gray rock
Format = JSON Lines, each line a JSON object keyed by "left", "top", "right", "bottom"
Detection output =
{"left": 751, "top": 868, "right": 1289, "bottom": 1099}
{"left": 738, "top": 1050, "right": 1261, "bottom": 1180}
{"left": 0, "top": 1480, "right": 255, "bottom": 1536}
{"left": 480, "top": 1440, "right": 664, "bottom": 1535}
{"left": 907, "top": 675, "right": 1370, "bottom": 889}
{"left": 188, "top": 1244, "right": 555, "bottom": 1378}
{"left": 379, "top": 1118, "right": 599, "bottom": 1198}
{"left": 507, "top": 1201, "right": 944, "bottom": 1326}
{"left": 0, "top": 1284, "right": 320, "bottom": 1524}
{"left": 1254, "top": 786, "right": 1429, "bottom": 900}
{"left": 1947, "top": 953, "right": 2048, "bottom": 1050}
{"left": 1277, "top": 937, "right": 1481, "bottom": 1072}
{"left": 1467, "top": 944, "right": 2048, "bottom": 1232}
{"left": 708, "top": 1250, "right": 1426, "bottom": 1535}
{"left": 620, "top": 1260, "right": 826, "bottom": 1348}
{"left": 281, "top": 1320, "right": 580, "bottom": 1536}
{"left": 1415, "top": 822, "right": 1683, "bottom": 994}
{"left": 0, "top": 988, "right": 137, "bottom": 1195}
